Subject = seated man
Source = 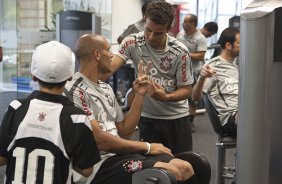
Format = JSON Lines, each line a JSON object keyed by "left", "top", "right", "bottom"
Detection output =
{"left": 192, "top": 27, "right": 240, "bottom": 138}
{"left": 65, "top": 34, "right": 198, "bottom": 184}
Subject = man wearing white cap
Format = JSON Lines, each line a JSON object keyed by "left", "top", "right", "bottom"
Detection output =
{"left": 0, "top": 41, "right": 101, "bottom": 183}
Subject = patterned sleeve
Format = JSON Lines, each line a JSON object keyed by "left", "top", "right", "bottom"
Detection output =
{"left": 176, "top": 52, "right": 194, "bottom": 86}
{"left": 116, "top": 34, "right": 136, "bottom": 63}
{"left": 70, "top": 89, "right": 96, "bottom": 121}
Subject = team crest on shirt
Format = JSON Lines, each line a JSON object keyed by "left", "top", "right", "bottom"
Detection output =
{"left": 123, "top": 160, "right": 143, "bottom": 173}
{"left": 38, "top": 112, "right": 46, "bottom": 122}
{"left": 160, "top": 57, "right": 172, "bottom": 71}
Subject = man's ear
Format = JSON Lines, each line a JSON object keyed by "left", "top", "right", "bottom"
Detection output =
{"left": 226, "top": 42, "right": 232, "bottom": 50}
{"left": 94, "top": 50, "right": 100, "bottom": 60}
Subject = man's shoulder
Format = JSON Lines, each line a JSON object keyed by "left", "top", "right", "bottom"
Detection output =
{"left": 119, "top": 32, "right": 145, "bottom": 51}
{"left": 197, "top": 30, "right": 206, "bottom": 38}
{"left": 176, "top": 31, "right": 185, "bottom": 38}
{"left": 206, "top": 56, "right": 222, "bottom": 66}
{"left": 168, "top": 35, "right": 189, "bottom": 54}
{"left": 65, "top": 73, "right": 83, "bottom": 88}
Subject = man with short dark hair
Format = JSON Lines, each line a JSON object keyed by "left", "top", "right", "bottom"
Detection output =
{"left": 192, "top": 27, "right": 240, "bottom": 138}
{"left": 201, "top": 22, "right": 218, "bottom": 38}
{"left": 0, "top": 41, "right": 101, "bottom": 183}
{"left": 110, "top": 1, "right": 194, "bottom": 154}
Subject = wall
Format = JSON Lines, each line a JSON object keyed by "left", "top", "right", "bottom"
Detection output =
{"left": 111, "top": 0, "right": 142, "bottom": 52}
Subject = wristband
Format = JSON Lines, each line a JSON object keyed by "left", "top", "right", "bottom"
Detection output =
{"left": 145, "top": 142, "right": 151, "bottom": 154}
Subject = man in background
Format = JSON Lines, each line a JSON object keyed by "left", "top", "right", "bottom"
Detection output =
{"left": 176, "top": 14, "right": 207, "bottom": 132}
{"left": 200, "top": 22, "right": 218, "bottom": 38}
{"left": 192, "top": 27, "right": 240, "bottom": 138}
{"left": 117, "top": 2, "right": 149, "bottom": 44}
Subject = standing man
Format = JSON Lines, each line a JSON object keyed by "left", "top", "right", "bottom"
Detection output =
{"left": 65, "top": 34, "right": 197, "bottom": 184}
{"left": 192, "top": 27, "right": 240, "bottom": 138}
{"left": 200, "top": 22, "right": 218, "bottom": 38}
{"left": 109, "top": 1, "right": 194, "bottom": 154}
{"left": 117, "top": 2, "right": 149, "bottom": 44}
{"left": 176, "top": 14, "right": 207, "bottom": 132}
{"left": 0, "top": 41, "right": 101, "bottom": 183}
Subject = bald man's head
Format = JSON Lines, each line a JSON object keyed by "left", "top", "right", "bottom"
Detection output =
{"left": 75, "top": 34, "right": 105, "bottom": 61}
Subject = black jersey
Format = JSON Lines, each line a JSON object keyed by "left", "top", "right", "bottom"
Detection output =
{"left": 0, "top": 91, "right": 101, "bottom": 184}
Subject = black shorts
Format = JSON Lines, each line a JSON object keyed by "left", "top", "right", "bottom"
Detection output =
{"left": 91, "top": 153, "right": 173, "bottom": 184}
{"left": 139, "top": 116, "right": 192, "bottom": 154}
{"left": 222, "top": 112, "right": 237, "bottom": 139}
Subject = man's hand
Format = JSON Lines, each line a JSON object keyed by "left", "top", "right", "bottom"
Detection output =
{"left": 198, "top": 65, "right": 216, "bottom": 81}
{"left": 133, "top": 60, "right": 153, "bottom": 96}
{"left": 148, "top": 82, "right": 168, "bottom": 101}
{"left": 149, "top": 143, "right": 173, "bottom": 157}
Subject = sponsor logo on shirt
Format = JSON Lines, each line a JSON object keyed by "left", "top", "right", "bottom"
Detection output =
{"left": 181, "top": 54, "right": 188, "bottom": 82}
{"left": 79, "top": 90, "right": 92, "bottom": 116}
{"left": 181, "top": 63, "right": 187, "bottom": 82}
{"left": 149, "top": 67, "right": 175, "bottom": 91}
{"left": 225, "top": 77, "right": 238, "bottom": 93}
{"left": 119, "top": 39, "right": 136, "bottom": 55}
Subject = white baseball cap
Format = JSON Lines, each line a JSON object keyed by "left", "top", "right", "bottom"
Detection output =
{"left": 31, "top": 41, "right": 75, "bottom": 83}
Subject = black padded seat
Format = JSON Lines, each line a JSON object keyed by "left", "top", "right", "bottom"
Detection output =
{"left": 202, "top": 93, "right": 236, "bottom": 184}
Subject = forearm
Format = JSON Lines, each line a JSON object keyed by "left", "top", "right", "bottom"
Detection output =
{"left": 192, "top": 77, "right": 206, "bottom": 101}
{"left": 73, "top": 165, "right": 93, "bottom": 177}
{"left": 189, "top": 52, "right": 205, "bottom": 62}
{"left": 118, "top": 93, "right": 144, "bottom": 138}
{"left": 94, "top": 127, "right": 148, "bottom": 154}
{"left": 153, "top": 86, "right": 192, "bottom": 102}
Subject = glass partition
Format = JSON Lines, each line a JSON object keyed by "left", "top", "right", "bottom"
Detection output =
{"left": 0, "top": 0, "right": 112, "bottom": 121}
